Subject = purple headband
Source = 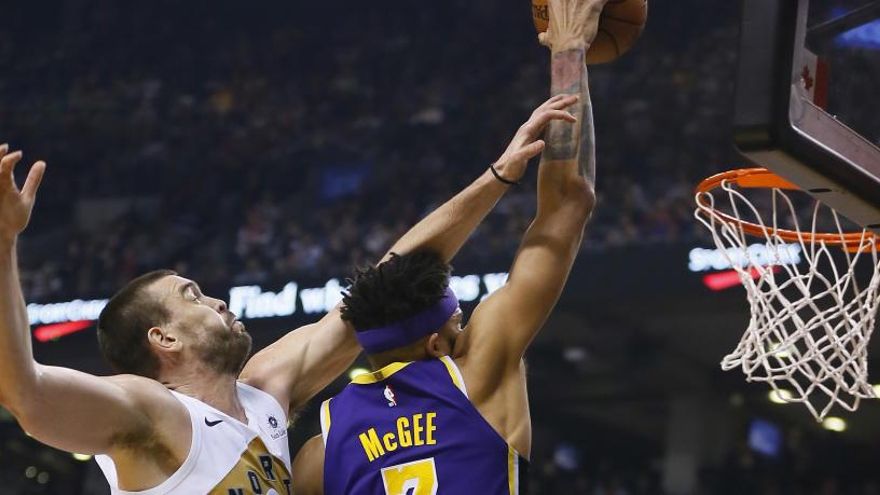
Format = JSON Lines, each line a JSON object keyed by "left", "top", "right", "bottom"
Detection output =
{"left": 356, "top": 287, "right": 459, "bottom": 354}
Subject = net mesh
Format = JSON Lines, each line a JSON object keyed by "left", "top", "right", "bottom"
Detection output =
{"left": 695, "top": 173, "right": 880, "bottom": 421}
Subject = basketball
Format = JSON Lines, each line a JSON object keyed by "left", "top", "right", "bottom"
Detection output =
{"left": 532, "top": 0, "right": 648, "bottom": 64}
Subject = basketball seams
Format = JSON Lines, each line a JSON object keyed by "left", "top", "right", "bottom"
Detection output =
{"left": 598, "top": 28, "right": 620, "bottom": 57}
{"left": 600, "top": 14, "right": 646, "bottom": 27}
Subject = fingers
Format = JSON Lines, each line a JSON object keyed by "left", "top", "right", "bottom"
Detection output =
{"left": 545, "top": 109, "right": 578, "bottom": 123}
{"left": 539, "top": 94, "right": 572, "bottom": 107}
{"left": 539, "top": 94, "right": 568, "bottom": 109}
{"left": 524, "top": 109, "right": 577, "bottom": 138}
{"left": 0, "top": 144, "right": 8, "bottom": 161}
{"left": 538, "top": 32, "right": 552, "bottom": 48}
{"left": 514, "top": 140, "right": 546, "bottom": 163}
{"left": 21, "top": 161, "right": 46, "bottom": 202}
{"left": 533, "top": 95, "right": 578, "bottom": 120}
{"left": 0, "top": 151, "right": 23, "bottom": 181}
{"left": 546, "top": 94, "right": 579, "bottom": 110}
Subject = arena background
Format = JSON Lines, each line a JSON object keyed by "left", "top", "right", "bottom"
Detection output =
{"left": 1, "top": 0, "right": 879, "bottom": 493}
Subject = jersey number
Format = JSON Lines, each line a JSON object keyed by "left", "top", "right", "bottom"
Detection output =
{"left": 381, "top": 458, "right": 439, "bottom": 495}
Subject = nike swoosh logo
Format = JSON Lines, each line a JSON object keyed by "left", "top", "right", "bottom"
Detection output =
{"left": 205, "top": 418, "right": 223, "bottom": 427}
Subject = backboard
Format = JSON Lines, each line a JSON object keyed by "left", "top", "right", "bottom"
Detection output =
{"left": 734, "top": 0, "right": 880, "bottom": 231}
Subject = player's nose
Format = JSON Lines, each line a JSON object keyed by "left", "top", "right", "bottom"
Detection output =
{"left": 209, "top": 297, "right": 227, "bottom": 314}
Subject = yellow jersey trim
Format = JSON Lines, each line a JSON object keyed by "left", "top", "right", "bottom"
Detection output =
{"left": 438, "top": 355, "right": 468, "bottom": 398}
{"left": 350, "top": 362, "right": 413, "bottom": 385}
{"left": 320, "top": 399, "right": 332, "bottom": 446}
{"left": 508, "top": 445, "right": 519, "bottom": 495}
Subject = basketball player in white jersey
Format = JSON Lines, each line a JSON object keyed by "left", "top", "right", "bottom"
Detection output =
{"left": 292, "top": 0, "right": 605, "bottom": 492}
{"left": 0, "top": 94, "right": 578, "bottom": 493}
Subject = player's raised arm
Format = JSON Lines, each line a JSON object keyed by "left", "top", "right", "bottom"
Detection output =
{"left": 460, "top": 0, "right": 606, "bottom": 369}
{"left": 0, "top": 146, "right": 179, "bottom": 458}
{"left": 379, "top": 95, "right": 578, "bottom": 264}
{"left": 239, "top": 101, "right": 577, "bottom": 413}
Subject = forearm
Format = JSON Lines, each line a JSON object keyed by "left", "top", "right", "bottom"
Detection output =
{"left": 241, "top": 309, "right": 360, "bottom": 413}
{"left": 289, "top": 313, "right": 360, "bottom": 409}
{"left": 0, "top": 239, "right": 38, "bottom": 407}
{"left": 540, "top": 47, "right": 596, "bottom": 207}
{"left": 382, "top": 167, "right": 513, "bottom": 263}
{"left": 244, "top": 165, "right": 517, "bottom": 410}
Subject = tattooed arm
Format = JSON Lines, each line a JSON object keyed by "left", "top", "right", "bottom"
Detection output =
{"left": 239, "top": 94, "right": 581, "bottom": 416}
{"left": 448, "top": 0, "right": 604, "bottom": 460}
{"left": 544, "top": 48, "right": 596, "bottom": 184}
{"left": 451, "top": 0, "right": 605, "bottom": 459}
{"left": 458, "top": 0, "right": 603, "bottom": 374}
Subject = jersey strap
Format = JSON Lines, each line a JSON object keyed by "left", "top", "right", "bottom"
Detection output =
{"left": 350, "top": 361, "right": 413, "bottom": 385}
{"left": 438, "top": 355, "right": 468, "bottom": 397}
{"left": 320, "top": 398, "right": 332, "bottom": 446}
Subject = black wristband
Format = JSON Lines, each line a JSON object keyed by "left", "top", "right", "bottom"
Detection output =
{"left": 490, "top": 163, "right": 520, "bottom": 186}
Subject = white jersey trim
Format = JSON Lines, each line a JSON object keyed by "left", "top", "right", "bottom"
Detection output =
{"left": 320, "top": 398, "right": 332, "bottom": 446}
{"left": 95, "top": 390, "right": 203, "bottom": 495}
{"left": 439, "top": 355, "right": 469, "bottom": 398}
{"left": 96, "top": 382, "right": 291, "bottom": 494}
{"left": 237, "top": 380, "right": 288, "bottom": 424}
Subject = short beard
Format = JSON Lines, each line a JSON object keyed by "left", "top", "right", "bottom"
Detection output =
{"left": 196, "top": 327, "right": 253, "bottom": 376}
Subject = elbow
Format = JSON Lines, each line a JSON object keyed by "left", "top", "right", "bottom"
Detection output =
{"left": 559, "top": 178, "right": 596, "bottom": 224}
{"left": 1, "top": 390, "right": 33, "bottom": 426}
{"left": 0, "top": 366, "right": 41, "bottom": 420}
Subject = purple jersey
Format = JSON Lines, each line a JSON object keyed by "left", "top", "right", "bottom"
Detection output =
{"left": 320, "top": 356, "right": 528, "bottom": 494}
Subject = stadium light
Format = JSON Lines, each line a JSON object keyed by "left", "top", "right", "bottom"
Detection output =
{"left": 769, "top": 341, "right": 791, "bottom": 359}
{"left": 349, "top": 368, "right": 370, "bottom": 380}
{"left": 768, "top": 389, "right": 793, "bottom": 404}
{"left": 822, "top": 417, "right": 847, "bottom": 432}
{"left": 73, "top": 453, "right": 92, "bottom": 462}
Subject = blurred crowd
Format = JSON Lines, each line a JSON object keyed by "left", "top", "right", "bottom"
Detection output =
{"left": 1, "top": 2, "right": 879, "bottom": 494}
{"left": 0, "top": 0, "right": 749, "bottom": 302}
{"left": 4, "top": 1, "right": 878, "bottom": 303}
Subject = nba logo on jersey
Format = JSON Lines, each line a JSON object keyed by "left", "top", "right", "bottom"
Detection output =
{"left": 384, "top": 385, "right": 397, "bottom": 407}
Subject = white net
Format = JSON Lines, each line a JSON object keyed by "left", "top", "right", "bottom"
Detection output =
{"left": 695, "top": 172, "right": 880, "bottom": 421}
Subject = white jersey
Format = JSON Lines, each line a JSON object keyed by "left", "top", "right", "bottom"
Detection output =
{"left": 96, "top": 382, "right": 292, "bottom": 495}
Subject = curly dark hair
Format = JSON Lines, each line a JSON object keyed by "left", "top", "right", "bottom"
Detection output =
{"left": 341, "top": 250, "right": 452, "bottom": 331}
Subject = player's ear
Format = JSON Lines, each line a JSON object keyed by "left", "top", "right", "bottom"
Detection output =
{"left": 148, "top": 326, "right": 180, "bottom": 352}
{"left": 425, "top": 333, "right": 444, "bottom": 359}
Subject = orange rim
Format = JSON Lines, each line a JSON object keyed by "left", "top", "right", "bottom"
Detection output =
{"left": 695, "top": 168, "right": 879, "bottom": 250}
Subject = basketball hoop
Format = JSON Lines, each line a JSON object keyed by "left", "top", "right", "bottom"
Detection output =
{"left": 695, "top": 168, "right": 880, "bottom": 421}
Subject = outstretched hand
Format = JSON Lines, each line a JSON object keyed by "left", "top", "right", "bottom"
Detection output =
{"left": 539, "top": 0, "right": 610, "bottom": 52}
{"left": 0, "top": 145, "right": 46, "bottom": 242}
{"left": 492, "top": 94, "right": 579, "bottom": 182}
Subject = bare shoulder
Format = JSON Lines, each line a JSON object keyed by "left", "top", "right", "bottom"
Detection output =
{"left": 450, "top": 316, "right": 514, "bottom": 393}
{"left": 452, "top": 346, "right": 524, "bottom": 404}
{"left": 453, "top": 351, "right": 533, "bottom": 457}
{"left": 238, "top": 364, "right": 290, "bottom": 417}
{"left": 104, "top": 374, "right": 178, "bottom": 405}
{"left": 101, "top": 376, "right": 192, "bottom": 490}
{"left": 103, "top": 374, "right": 188, "bottom": 429}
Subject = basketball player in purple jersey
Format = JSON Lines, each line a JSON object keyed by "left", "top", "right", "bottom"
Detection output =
{"left": 292, "top": 0, "right": 606, "bottom": 492}
{"left": 0, "top": 95, "right": 575, "bottom": 492}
